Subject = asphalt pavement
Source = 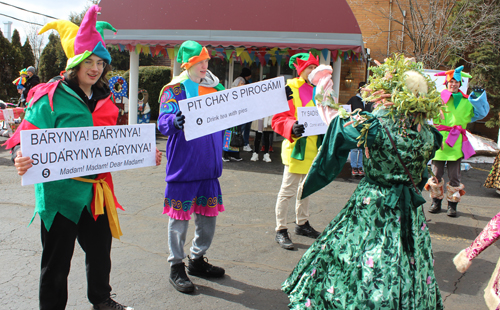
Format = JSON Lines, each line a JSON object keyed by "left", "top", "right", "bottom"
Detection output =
{"left": 1, "top": 134, "right": 499, "bottom": 310}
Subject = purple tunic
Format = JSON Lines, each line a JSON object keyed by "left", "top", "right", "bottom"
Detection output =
{"left": 157, "top": 76, "right": 224, "bottom": 220}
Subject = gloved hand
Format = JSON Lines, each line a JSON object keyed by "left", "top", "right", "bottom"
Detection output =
{"left": 472, "top": 87, "right": 485, "bottom": 97}
{"left": 285, "top": 85, "right": 293, "bottom": 101}
{"left": 292, "top": 121, "right": 305, "bottom": 137}
{"left": 174, "top": 110, "right": 185, "bottom": 130}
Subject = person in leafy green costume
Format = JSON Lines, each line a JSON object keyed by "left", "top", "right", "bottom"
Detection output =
{"left": 283, "top": 55, "right": 444, "bottom": 309}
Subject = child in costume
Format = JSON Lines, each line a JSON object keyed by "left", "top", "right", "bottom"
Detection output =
{"left": 13, "top": 68, "right": 28, "bottom": 105}
{"left": 454, "top": 212, "right": 500, "bottom": 309}
{"left": 272, "top": 52, "right": 322, "bottom": 250}
{"left": 283, "top": 55, "right": 444, "bottom": 309}
{"left": 3, "top": 6, "right": 152, "bottom": 310}
{"left": 426, "top": 66, "right": 489, "bottom": 217}
{"left": 12, "top": 68, "right": 28, "bottom": 91}
{"left": 157, "top": 40, "right": 226, "bottom": 294}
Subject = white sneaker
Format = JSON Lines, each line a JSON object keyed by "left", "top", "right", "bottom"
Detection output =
{"left": 263, "top": 153, "right": 272, "bottom": 162}
{"left": 243, "top": 144, "right": 252, "bottom": 152}
{"left": 250, "top": 152, "right": 259, "bottom": 161}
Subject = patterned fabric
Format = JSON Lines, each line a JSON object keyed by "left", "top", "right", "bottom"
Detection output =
{"left": 159, "top": 85, "right": 182, "bottom": 115}
{"left": 463, "top": 212, "right": 500, "bottom": 309}
{"left": 426, "top": 178, "right": 445, "bottom": 199}
{"left": 157, "top": 72, "right": 225, "bottom": 220}
{"left": 465, "top": 212, "right": 500, "bottom": 261}
{"left": 445, "top": 182, "right": 465, "bottom": 202}
{"left": 485, "top": 152, "right": 500, "bottom": 190}
{"left": 165, "top": 195, "right": 223, "bottom": 212}
{"left": 283, "top": 112, "right": 443, "bottom": 309}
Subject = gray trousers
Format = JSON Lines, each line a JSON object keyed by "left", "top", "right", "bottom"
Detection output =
{"left": 432, "top": 159, "right": 462, "bottom": 187}
{"left": 167, "top": 214, "right": 217, "bottom": 266}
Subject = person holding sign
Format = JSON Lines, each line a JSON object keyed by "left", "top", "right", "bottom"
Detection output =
{"left": 157, "top": 40, "right": 226, "bottom": 294}
{"left": 271, "top": 52, "right": 322, "bottom": 250}
{"left": 4, "top": 6, "right": 138, "bottom": 310}
{"left": 426, "top": 66, "right": 489, "bottom": 217}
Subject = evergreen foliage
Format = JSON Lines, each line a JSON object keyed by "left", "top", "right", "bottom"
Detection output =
{"left": 0, "top": 29, "right": 22, "bottom": 101}
{"left": 22, "top": 38, "right": 36, "bottom": 69}
{"left": 449, "top": 0, "right": 500, "bottom": 128}
{"left": 38, "top": 34, "right": 67, "bottom": 82}
{"left": 10, "top": 29, "right": 24, "bottom": 70}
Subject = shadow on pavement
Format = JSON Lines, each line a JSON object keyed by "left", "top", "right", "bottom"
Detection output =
{"left": 433, "top": 250, "right": 491, "bottom": 296}
{"left": 196, "top": 275, "right": 289, "bottom": 310}
{"left": 427, "top": 221, "right": 488, "bottom": 241}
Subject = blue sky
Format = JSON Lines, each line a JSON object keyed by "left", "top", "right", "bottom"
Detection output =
{"left": 1, "top": 0, "right": 90, "bottom": 43}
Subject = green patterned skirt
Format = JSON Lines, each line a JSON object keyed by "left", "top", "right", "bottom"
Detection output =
{"left": 282, "top": 179, "right": 443, "bottom": 309}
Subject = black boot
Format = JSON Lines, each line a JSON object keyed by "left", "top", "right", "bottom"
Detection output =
{"left": 169, "top": 262, "right": 195, "bottom": 293}
{"left": 275, "top": 229, "right": 294, "bottom": 250}
{"left": 187, "top": 256, "right": 225, "bottom": 278}
{"left": 447, "top": 202, "right": 458, "bottom": 217}
{"left": 428, "top": 198, "right": 442, "bottom": 213}
{"left": 295, "top": 221, "right": 321, "bottom": 239}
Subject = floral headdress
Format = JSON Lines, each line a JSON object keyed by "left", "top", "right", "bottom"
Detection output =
{"left": 362, "top": 54, "right": 443, "bottom": 125}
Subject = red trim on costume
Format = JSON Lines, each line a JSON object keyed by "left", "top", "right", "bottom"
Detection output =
{"left": 2, "top": 120, "right": 39, "bottom": 149}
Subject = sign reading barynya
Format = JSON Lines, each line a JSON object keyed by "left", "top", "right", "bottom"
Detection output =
{"left": 178, "top": 76, "right": 289, "bottom": 141}
{"left": 20, "top": 124, "right": 156, "bottom": 186}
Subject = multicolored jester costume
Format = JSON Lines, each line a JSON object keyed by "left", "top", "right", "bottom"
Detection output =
{"left": 3, "top": 5, "right": 123, "bottom": 238}
{"left": 425, "top": 65, "right": 489, "bottom": 216}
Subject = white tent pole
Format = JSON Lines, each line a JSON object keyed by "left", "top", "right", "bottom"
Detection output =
{"left": 332, "top": 54, "right": 341, "bottom": 99}
{"left": 173, "top": 57, "right": 181, "bottom": 77}
{"left": 128, "top": 50, "right": 139, "bottom": 125}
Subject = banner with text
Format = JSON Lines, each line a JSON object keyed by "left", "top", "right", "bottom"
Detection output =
{"left": 297, "top": 107, "right": 327, "bottom": 136}
{"left": 297, "top": 105, "right": 351, "bottom": 136}
{"left": 178, "top": 76, "right": 289, "bottom": 141}
{"left": 20, "top": 124, "right": 156, "bottom": 186}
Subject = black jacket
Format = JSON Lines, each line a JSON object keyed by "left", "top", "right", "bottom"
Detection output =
{"left": 22, "top": 74, "right": 40, "bottom": 99}
{"left": 346, "top": 94, "right": 372, "bottom": 113}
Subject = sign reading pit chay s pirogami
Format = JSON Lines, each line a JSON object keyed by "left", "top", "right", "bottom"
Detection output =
{"left": 178, "top": 76, "right": 289, "bottom": 141}
{"left": 20, "top": 124, "right": 156, "bottom": 186}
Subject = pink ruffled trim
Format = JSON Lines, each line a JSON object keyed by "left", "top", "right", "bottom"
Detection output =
{"left": 163, "top": 203, "right": 225, "bottom": 220}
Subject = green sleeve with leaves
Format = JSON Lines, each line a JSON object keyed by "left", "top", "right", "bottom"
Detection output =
{"left": 301, "top": 114, "right": 379, "bottom": 199}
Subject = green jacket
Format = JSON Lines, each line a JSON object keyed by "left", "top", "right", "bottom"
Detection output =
{"left": 22, "top": 81, "right": 118, "bottom": 230}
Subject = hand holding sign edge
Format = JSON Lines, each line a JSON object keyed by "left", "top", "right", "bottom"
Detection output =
{"left": 174, "top": 110, "right": 185, "bottom": 130}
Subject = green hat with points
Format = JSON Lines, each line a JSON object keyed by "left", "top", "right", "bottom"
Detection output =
{"left": 177, "top": 40, "right": 210, "bottom": 69}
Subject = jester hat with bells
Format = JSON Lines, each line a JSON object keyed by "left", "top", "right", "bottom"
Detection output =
{"left": 289, "top": 52, "right": 319, "bottom": 76}
{"left": 177, "top": 40, "right": 210, "bottom": 70}
{"left": 434, "top": 65, "right": 472, "bottom": 85}
{"left": 38, "top": 5, "right": 113, "bottom": 70}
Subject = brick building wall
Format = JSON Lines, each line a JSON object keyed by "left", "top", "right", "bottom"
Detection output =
{"left": 154, "top": 57, "right": 171, "bottom": 67}
{"left": 338, "top": 60, "right": 367, "bottom": 104}
{"left": 347, "top": 0, "right": 412, "bottom": 62}
{"left": 347, "top": 0, "right": 498, "bottom": 141}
